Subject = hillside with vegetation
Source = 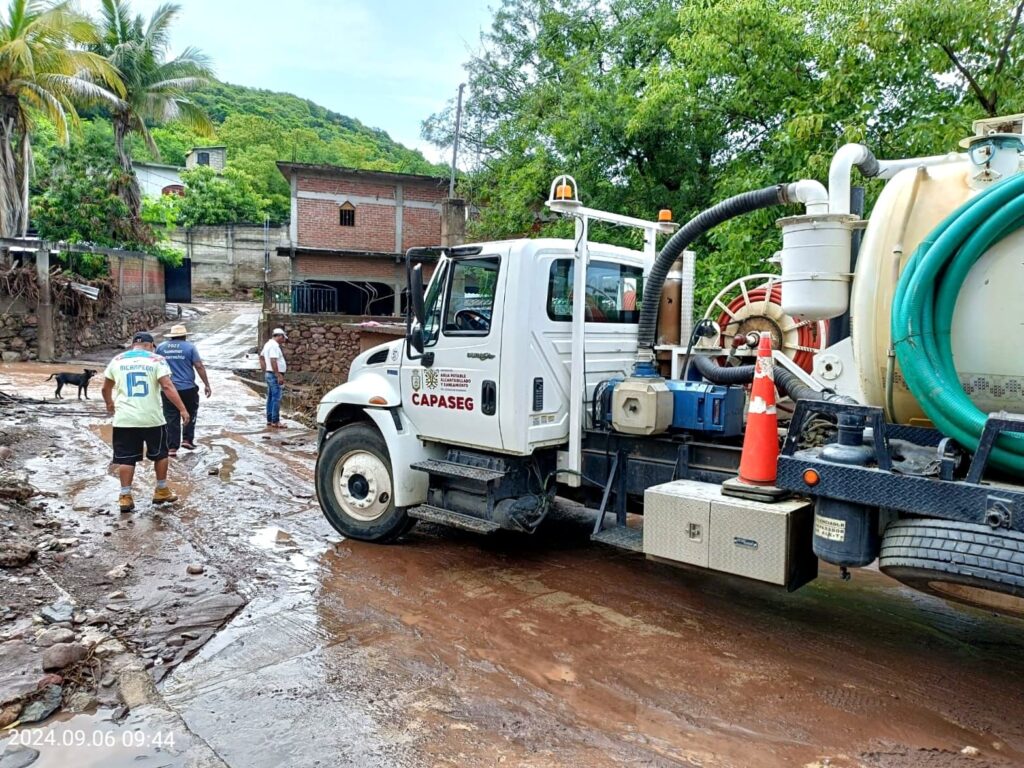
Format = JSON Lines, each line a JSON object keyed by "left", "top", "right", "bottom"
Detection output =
{"left": 1, "top": 0, "right": 443, "bottom": 269}
{"left": 34, "top": 79, "right": 444, "bottom": 229}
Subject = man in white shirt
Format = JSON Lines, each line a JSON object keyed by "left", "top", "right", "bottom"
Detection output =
{"left": 259, "top": 327, "right": 287, "bottom": 428}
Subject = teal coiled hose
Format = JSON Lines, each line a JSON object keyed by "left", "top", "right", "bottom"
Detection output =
{"left": 891, "top": 171, "right": 1024, "bottom": 476}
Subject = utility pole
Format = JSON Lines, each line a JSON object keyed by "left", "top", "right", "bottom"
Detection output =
{"left": 262, "top": 214, "right": 271, "bottom": 311}
{"left": 449, "top": 83, "right": 465, "bottom": 199}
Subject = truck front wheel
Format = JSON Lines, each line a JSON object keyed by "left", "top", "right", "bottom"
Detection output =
{"left": 879, "top": 518, "right": 1024, "bottom": 619}
{"left": 315, "top": 422, "right": 413, "bottom": 543}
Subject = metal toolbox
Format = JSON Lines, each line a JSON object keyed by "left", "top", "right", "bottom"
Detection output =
{"left": 643, "top": 479, "right": 817, "bottom": 590}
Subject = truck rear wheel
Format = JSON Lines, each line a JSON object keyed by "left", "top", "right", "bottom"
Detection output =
{"left": 879, "top": 518, "right": 1024, "bottom": 619}
{"left": 315, "top": 422, "right": 413, "bottom": 543}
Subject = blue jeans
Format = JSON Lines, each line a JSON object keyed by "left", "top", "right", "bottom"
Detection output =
{"left": 265, "top": 372, "right": 282, "bottom": 424}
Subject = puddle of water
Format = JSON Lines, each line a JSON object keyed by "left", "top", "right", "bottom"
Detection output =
{"left": 250, "top": 525, "right": 290, "bottom": 549}
{"left": 3, "top": 708, "right": 191, "bottom": 768}
{"left": 249, "top": 525, "right": 314, "bottom": 573}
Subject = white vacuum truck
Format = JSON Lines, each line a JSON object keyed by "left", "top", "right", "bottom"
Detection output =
{"left": 314, "top": 114, "right": 1024, "bottom": 619}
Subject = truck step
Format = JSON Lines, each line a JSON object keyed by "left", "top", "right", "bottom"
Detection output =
{"left": 591, "top": 525, "right": 643, "bottom": 553}
{"left": 410, "top": 459, "right": 506, "bottom": 484}
{"left": 408, "top": 504, "right": 502, "bottom": 534}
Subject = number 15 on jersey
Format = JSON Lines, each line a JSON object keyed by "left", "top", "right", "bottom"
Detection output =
{"left": 126, "top": 371, "right": 150, "bottom": 398}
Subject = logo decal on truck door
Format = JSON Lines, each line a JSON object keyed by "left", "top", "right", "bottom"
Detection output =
{"left": 411, "top": 370, "right": 422, "bottom": 391}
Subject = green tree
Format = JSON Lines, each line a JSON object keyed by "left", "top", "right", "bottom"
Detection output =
{"left": 0, "top": 0, "right": 122, "bottom": 237}
{"left": 176, "top": 165, "right": 267, "bottom": 227}
{"left": 429, "top": 0, "right": 1024, "bottom": 312}
{"left": 92, "top": 0, "right": 213, "bottom": 222}
{"left": 32, "top": 140, "right": 139, "bottom": 249}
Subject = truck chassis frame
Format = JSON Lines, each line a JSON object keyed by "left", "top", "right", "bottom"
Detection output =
{"left": 776, "top": 401, "right": 1024, "bottom": 533}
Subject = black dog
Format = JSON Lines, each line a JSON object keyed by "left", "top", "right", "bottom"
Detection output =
{"left": 45, "top": 369, "right": 98, "bottom": 400}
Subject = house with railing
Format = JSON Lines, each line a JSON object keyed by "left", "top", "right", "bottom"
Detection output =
{"left": 255, "top": 163, "right": 466, "bottom": 380}
{"left": 271, "top": 162, "right": 465, "bottom": 317}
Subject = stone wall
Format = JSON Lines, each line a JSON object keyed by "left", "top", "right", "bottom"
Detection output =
{"left": 0, "top": 248, "right": 167, "bottom": 362}
{"left": 1, "top": 304, "right": 164, "bottom": 362}
{"left": 258, "top": 312, "right": 405, "bottom": 378}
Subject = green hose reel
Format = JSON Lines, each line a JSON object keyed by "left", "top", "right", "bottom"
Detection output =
{"left": 892, "top": 171, "right": 1024, "bottom": 476}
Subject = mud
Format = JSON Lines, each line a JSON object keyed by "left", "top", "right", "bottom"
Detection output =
{"left": 2, "top": 301, "right": 1023, "bottom": 767}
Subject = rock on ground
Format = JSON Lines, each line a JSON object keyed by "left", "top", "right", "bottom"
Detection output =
{"left": 18, "top": 684, "right": 61, "bottom": 724}
{"left": 65, "top": 690, "right": 97, "bottom": 713}
{"left": 105, "top": 563, "right": 131, "bottom": 579}
{"left": 35, "top": 626, "right": 75, "bottom": 648}
{"left": 0, "top": 745, "right": 40, "bottom": 768}
{"left": 41, "top": 642, "right": 87, "bottom": 672}
{"left": 0, "top": 538, "right": 35, "bottom": 568}
{"left": 39, "top": 600, "right": 73, "bottom": 624}
{"left": 0, "top": 640, "right": 44, "bottom": 707}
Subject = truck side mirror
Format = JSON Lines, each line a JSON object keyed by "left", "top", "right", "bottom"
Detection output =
{"left": 410, "top": 264, "right": 426, "bottom": 327}
{"left": 409, "top": 263, "right": 426, "bottom": 354}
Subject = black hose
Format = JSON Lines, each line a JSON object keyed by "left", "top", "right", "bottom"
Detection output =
{"left": 774, "top": 368, "right": 858, "bottom": 405}
{"left": 692, "top": 354, "right": 755, "bottom": 385}
{"left": 692, "top": 355, "right": 859, "bottom": 405}
{"left": 637, "top": 184, "right": 790, "bottom": 353}
{"left": 679, "top": 318, "right": 718, "bottom": 381}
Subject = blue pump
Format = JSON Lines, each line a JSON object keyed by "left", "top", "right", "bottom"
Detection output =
{"left": 664, "top": 380, "right": 745, "bottom": 437}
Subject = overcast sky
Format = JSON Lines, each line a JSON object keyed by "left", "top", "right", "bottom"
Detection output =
{"left": 78, "top": 0, "right": 494, "bottom": 163}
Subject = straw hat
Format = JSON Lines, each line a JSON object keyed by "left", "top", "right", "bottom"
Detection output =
{"left": 167, "top": 324, "right": 188, "bottom": 338}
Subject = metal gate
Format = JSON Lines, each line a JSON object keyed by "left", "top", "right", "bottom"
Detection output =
{"left": 165, "top": 258, "right": 192, "bottom": 303}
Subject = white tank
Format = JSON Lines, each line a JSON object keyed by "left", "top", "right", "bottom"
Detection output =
{"left": 849, "top": 160, "right": 1024, "bottom": 423}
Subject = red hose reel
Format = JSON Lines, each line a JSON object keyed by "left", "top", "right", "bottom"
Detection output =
{"left": 707, "top": 274, "right": 828, "bottom": 373}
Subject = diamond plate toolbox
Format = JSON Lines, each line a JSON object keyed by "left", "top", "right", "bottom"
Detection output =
{"left": 643, "top": 479, "right": 817, "bottom": 590}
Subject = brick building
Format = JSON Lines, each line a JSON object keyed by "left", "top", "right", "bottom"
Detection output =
{"left": 276, "top": 162, "right": 465, "bottom": 315}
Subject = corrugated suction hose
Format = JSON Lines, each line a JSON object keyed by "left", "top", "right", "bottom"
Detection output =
{"left": 637, "top": 185, "right": 789, "bottom": 354}
{"left": 892, "top": 172, "right": 1024, "bottom": 475}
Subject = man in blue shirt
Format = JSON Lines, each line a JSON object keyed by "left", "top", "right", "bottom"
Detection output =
{"left": 156, "top": 324, "right": 212, "bottom": 456}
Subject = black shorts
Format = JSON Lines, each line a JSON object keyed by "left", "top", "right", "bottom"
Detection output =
{"left": 112, "top": 426, "right": 168, "bottom": 466}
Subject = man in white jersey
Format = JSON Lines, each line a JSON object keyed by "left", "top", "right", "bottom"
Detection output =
{"left": 101, "top": 332, "right": 190, "bottom": 513}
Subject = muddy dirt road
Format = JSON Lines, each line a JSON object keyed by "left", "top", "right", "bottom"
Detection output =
{"left": 3, "top": 302, "right": 1024, "bottom": 768}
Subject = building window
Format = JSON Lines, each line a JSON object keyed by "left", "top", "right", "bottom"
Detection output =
{"left": 196, "top": 151, "right": 210, "bottom": 166}
{"left": 339, "top": 202, "right": 356, "bottom": 227}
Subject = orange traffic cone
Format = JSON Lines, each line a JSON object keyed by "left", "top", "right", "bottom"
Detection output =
{"left": 737, "top": 332, "right": 779, "bottom": 486}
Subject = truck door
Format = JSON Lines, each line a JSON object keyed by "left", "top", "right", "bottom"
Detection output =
{"left": 402, "top": 251, "right": 505, "bottom": 451}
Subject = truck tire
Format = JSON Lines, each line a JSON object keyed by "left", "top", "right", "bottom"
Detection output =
{"left": 315, "top": 422, "right": 414, "bottom": 543}
{"left": 879, "top": 518, "right": 1024, "bottom": 619}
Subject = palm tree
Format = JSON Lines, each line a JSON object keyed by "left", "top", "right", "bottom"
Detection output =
{"left": 0, "top": 0, "right": 123, "bottom": 237}
{"left": 93, "top": 0, "right": 213, "bottom": 218}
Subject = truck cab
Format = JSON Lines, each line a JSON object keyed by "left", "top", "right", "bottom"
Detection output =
{"left": 315, "top": 238, "right": 649, "bottom": 540}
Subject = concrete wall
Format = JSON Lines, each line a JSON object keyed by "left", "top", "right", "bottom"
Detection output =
{"left": 186, "top": 147, "right": 226, "bottom": 171}
{"left": 134, "top": 164, "right": 183, "bottom": 199}
{"left": 167, "top": 225, "right": 291, "bottom": 293}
